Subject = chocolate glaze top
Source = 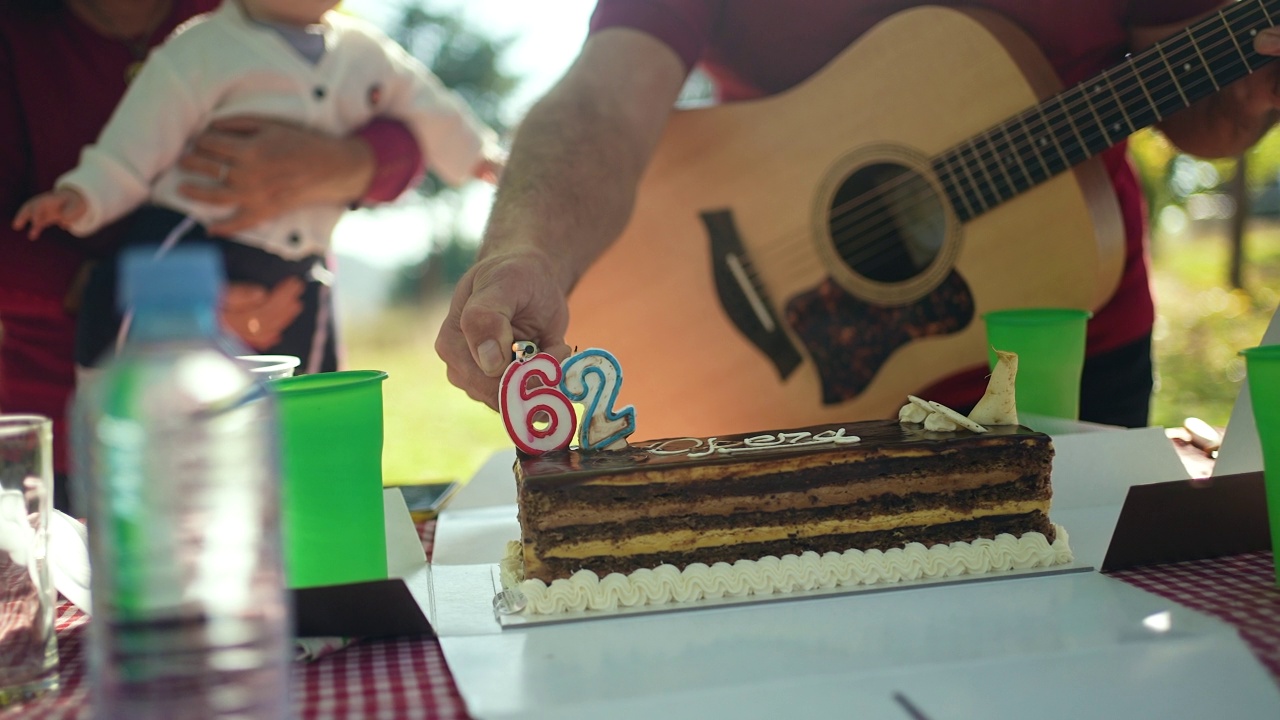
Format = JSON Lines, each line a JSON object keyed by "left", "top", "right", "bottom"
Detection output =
{"left": 517, "top": 419, "right": 1050, "bottom": 483}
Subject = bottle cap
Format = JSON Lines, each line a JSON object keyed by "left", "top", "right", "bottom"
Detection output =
{"left": 118, "top": 243, "right": 225, "bottom": 312}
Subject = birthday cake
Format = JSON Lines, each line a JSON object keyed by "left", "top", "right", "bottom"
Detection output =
{"left": 498, "top": 348, "right": 1072, "bottom": 614}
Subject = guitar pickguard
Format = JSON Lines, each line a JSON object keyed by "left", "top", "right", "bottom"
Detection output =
{"left": 784, "top": 272, "right": 975, "bottom": 405}
{"left": 702, "top": 210, "right": 803, "bottom": 381}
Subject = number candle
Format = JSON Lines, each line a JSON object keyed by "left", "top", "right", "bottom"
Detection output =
{"left": 499, "top": 352, "right": 577, "bottom": 455}
{"left": 560, "top": 348, "right": 636, "bottom": 451}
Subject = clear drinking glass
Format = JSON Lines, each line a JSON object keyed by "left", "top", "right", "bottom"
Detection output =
{"left": 0, "top": 414, "right": 60, "bottom": 706}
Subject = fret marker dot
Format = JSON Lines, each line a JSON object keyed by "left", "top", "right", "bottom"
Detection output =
{"left": 1112, "top": 124, "right": 1121, "bottom": 133}
{"left": 1183, "top": 63, "right": 1191, "bottom": 72}
{"left": 1039, "top": 138, "right": 1048, "bottom": 146}
{"left": 1094, "top": 86, "right": 1103, "bottom": 94}
{"left": 1251, "top": 29, "right": 1258, "bottom": 36}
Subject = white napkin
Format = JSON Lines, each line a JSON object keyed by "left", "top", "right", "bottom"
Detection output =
{"left": 49, "top": 510, "right": 92, "bottom": 614}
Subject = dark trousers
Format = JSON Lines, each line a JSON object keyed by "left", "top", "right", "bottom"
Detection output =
{"left": 75, "top": 205, "right": 338, "bottom": 373}
{"left": 1079, "top": 333, "right": 1154, "bottom": 428}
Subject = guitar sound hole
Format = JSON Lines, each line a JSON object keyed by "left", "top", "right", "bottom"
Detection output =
{"left": 830, "top": 163, "right": 945, "bottom": 284}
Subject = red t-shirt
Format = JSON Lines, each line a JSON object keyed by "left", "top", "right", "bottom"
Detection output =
{"left": 589, "top": 0, "right": 1221, "bottom": 407}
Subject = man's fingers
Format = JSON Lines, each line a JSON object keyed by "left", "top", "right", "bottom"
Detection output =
{"left": 456, "top": 277, "right": 523, "bottom": 376}
{"left": 446, "top": 364, "right": 502, "bottom": 411}
{"left": 542, "top": 342, "right": 574, "bottom": 362}
{"left": 1256, "top": 27, "right": 1280, "bottom": 55}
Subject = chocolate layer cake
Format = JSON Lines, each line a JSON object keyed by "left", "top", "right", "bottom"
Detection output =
{"left": 515, "top": 419, "right": 1056, "bottom": 584}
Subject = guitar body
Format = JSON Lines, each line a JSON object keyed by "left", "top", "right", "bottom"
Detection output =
{"left": 567, "top": 7, "right": 1125, "bottom": 440}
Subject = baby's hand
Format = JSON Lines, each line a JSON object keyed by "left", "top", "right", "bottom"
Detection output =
{"left": 12, "top": 188, "right": 87, "bottom": 240}
{"left": 473, "top": 151, "right": 506, "bottom": 185}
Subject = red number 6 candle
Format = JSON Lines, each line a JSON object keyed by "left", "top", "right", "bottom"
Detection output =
{"left": 499, "top": 352, "right": 577, "bottom": 455}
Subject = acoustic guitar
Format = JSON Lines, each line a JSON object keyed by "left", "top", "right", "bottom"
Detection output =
{"left": 566, "top": 2, "right": 1279, "bottom": 439}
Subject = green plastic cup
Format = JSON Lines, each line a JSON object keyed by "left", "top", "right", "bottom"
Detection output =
{"left": 1240, "top": 345, "right": 1280, "bottom": 585}
{"left": 982, "top": 308, "right": 1091, "bottom": 420}
{"left": 269, "top": 370, "right": 389, "bottom": 588}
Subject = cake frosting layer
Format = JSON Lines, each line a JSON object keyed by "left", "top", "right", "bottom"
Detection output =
{"left": 502, "top": 525, "right": 1073, "bottom": 615}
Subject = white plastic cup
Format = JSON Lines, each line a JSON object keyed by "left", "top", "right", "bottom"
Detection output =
{"left": 235, "top": 355, "right": 301, "bottom": 380}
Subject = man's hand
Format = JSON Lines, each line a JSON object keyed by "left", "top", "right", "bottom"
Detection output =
{"left": 435, "top": 247, "right": 573, "bottom": 409}
{"left": 1144, "top": 23, "right": 1280, "bottom": 157}
{"left": 221, "top": 277, "right": 306, "bottom": 350}
{"left": 1236, "top": 27, "right": 1280, "bottom": 118}
{"left": 177, "top": 116, "right": 374, "bottom": 236}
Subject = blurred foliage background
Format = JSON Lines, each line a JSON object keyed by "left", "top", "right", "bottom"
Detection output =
{"left": 1131, "top": 129, "right": 1280, "bottom": 429}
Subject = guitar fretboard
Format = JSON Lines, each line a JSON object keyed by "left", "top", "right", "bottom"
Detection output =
{"left": 931, "top": 0, "right": 1278, "bottom": 222}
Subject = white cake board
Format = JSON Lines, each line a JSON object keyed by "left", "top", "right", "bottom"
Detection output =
{"left": 432, "top": 428, "right": 1280, "bottom": 718}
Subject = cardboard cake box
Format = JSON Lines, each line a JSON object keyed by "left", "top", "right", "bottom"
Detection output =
{"left": 291, "top": 489, "right": 435, "bottom": 638}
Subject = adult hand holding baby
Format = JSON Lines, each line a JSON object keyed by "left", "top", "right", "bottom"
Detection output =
{"left": 177, "top": 115, "right": 376, "bottom": 237}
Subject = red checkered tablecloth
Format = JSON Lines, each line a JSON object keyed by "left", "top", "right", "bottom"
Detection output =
{"left": 1110, "top": 550, "right": 1280, "bottom": 682}
{"left": 0, "top": 521, "right": 468, "bottom": 720}
{"left": 4, "top": 525, "right": 1276, "bottom": 718}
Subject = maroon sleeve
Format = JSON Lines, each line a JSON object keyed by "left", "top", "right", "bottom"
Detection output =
{"left": 1127, "top": 0, "right": 1224, "bottom": 27}
{"left": 588, "top": 0, "right": 723, "bottom": 72}
{"left": 354, "top": 118, "right": 425, "bottom": 204}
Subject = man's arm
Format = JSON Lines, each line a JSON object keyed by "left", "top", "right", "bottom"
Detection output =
{"left": 483, "top": 28, "right": 686, "bottom": 291}
{"left": 1132, "top": 12, "right": 1280, "bottom": 158}
{"left": 435, "top": 28, "right": 687, "bottom": 407}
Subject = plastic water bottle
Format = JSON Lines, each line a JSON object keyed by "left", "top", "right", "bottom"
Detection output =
{"left": 73, "top": 244, "right": 290, "bottom": 719}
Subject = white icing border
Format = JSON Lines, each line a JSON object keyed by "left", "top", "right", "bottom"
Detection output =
{"left": 503, "top": 525, "right": 1073, "bottom": 615}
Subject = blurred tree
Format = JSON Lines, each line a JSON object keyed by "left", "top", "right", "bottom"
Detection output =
{"left": 378, "top": 2, "right": 520, "bottom": 302}
{"left": 1130, "top": 126, "right": 1280, "bottom": 289}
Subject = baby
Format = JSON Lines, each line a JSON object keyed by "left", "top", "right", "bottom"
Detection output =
{"left": 13, "top": 0, "right": 501, "bottom": 373}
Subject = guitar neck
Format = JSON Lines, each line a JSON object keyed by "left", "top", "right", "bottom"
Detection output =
{"left": 933, "top": 0, "right": 1279, "bottom": 222}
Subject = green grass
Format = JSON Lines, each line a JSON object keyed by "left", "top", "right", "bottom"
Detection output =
{"left": 346, "top": 220, "right": 1280, "bottom": 483}
{"left": 342, "top": 302, "right": 510, "bottom": 486}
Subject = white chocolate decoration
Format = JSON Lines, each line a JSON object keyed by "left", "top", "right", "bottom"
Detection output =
{"left": 928, "top": 401, "right": 987, "bottom": 433}
{"left": 969, "top": 349, "right": 1019, "bottom": 426}
{"left": 503, "top": 526, "right": 1073, "bottom": 615}
{"left": 907, "top": 395, "right": 933, "bottom": 414}
{"left": 923, "top": 411, "right": 958, "bottom": 431}
{"left": 899, "top": 402, "right": 929, "bottom": 424}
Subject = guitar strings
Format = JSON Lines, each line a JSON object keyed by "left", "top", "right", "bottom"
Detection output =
{"left": 729, "top": 1, "right": 1273, "bottom": 294}
{"left": 819, "top": 18, "right": 1259, "bottom": 278}
{"left": 821, "top": 0, "right": 1266, "bottom": 259}
{"left": 773, "top": 2, "right": 1266, "bottom": 282}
